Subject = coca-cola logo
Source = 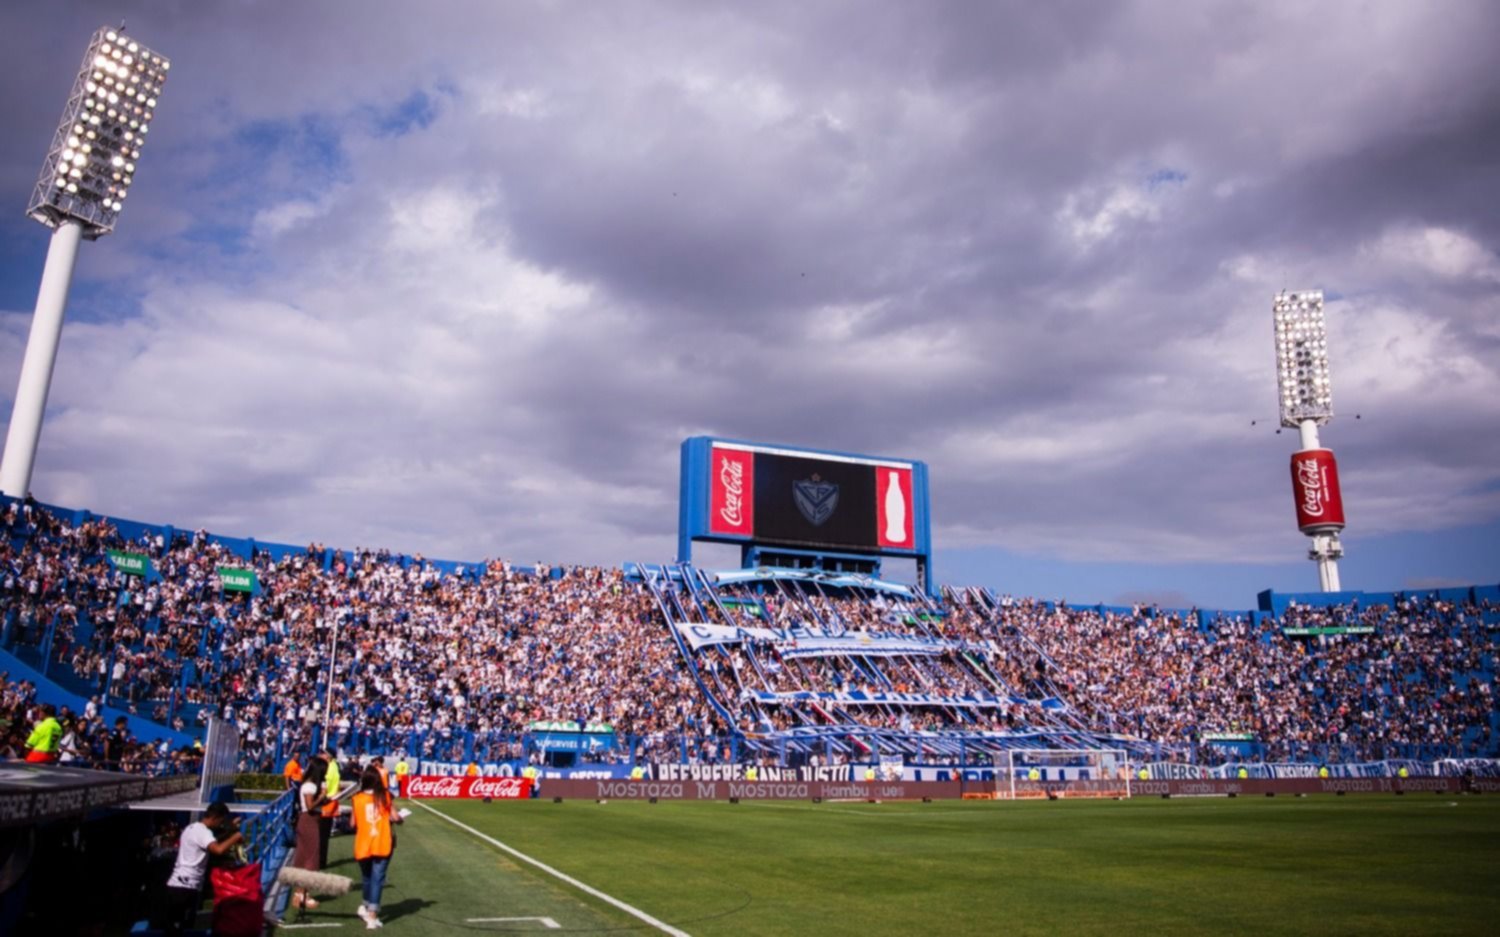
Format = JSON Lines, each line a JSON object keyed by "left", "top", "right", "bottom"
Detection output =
{"left": 406, "top": 776, "right": 465, "bottom": 798}
{"left": 719, "top": 457, "right": 744, "bottom": 528}
{"left": 469, "top": 777, "right": 527, "bottom": 799}
{"left": 1297, "top": 457, "right": 1326, "bottom": 517}
{"left": 404, "top": 775, "right": 533, "bottom": 799}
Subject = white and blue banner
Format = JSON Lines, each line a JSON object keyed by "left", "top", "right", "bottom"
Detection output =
{"left": 776, "top": 635, "right": 954, "bottom": 658}
{"left": 747, "top": 689, "right": 1012, "bottom": 708}
{"left": 712, "top": 567, "right": 917, "bottom": 597}
{"left": 1207, "top": 760, "right": 1440, "bottom": 780}
{"left": 675, "top": 621, "right": 973, "bottom": 657}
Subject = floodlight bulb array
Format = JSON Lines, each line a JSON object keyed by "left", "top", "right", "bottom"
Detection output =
{"left": 26, "top": 26, "right": 169, "bottom": 237}
{"left": 1272, "top": 290, "right": 1332, "bottom": 427}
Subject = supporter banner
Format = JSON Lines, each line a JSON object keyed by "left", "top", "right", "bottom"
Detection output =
{"left": 714, "top": 567, "right": 915, "bottom": 597}
{"left": 217, "top": 567, "right": 258, "bottom": 593}
{"left": 107, "top": 549, "right": 153, "bottom": 577}
{"left": 1434, "top": 758, "right": 1500, "bottom": 778}
{"left": 1282, "top": 626, "right": 1375, "bottom": 637}
{"left": 776, "top": 635, "right": 952, "bottom": 658}
{"left": 1201, "top": 732, "right": 1256, "bottom": 741}
{"left": 651, "top": 763, "right": 854, "bottom": 783}
{"left": 1141, "top": 762, "right": 1212, "bottom": 781}
{"left": 675, "top": 621, "right": 969, "bottom": 656}
{"left": 677, "top": 622, "right": 762, "bottom": 649}
{"left": 749, "top": 689, "right": 1007, "bottom": 708}
{"left": 404, "top": 776, "right": 534, "bottom": 799}
{"left": 414, "top": 761, "right": 636, "bottom": 780}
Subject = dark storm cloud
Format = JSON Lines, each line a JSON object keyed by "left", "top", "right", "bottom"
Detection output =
{"left": 0, "top": 1, "right": 1496, "bottom": 583}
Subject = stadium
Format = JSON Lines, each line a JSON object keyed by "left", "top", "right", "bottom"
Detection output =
{"left": 2, "top": 6, "right": 1498, "bottom": 937}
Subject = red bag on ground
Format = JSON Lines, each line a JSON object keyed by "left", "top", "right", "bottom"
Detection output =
{"left": 209, "top": 862, "right": 263, "bottom": 937}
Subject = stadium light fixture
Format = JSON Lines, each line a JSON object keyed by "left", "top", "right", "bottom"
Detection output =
{"left": 0, "top": 26, "right": 169, "bottom": 499}
{"left": 1272, "top": 290, "right": 1345, "bottom": 592}
{"left": 1273, "top": 291, "right": 1332, "bottom": 432}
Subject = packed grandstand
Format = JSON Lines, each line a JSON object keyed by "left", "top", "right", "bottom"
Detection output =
{"left": 3, "top": 495, "right": 1495, "bottom": 779}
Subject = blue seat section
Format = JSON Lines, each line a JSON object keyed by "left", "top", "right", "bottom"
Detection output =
{"left": 0, "top": 645, "right": 196, "bottom": 748}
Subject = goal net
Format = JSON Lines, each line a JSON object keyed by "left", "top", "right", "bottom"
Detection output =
{"left": 994, "top": 749, "right": 1132, "bottom": 800}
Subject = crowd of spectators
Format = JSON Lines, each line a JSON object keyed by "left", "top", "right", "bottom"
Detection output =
{"left": 2, "top": 498, "right": 1495, "bottom": 769}
{"left": 962, "top": 594, "right": 1498, "bottom": 763}
{"left": 2, "top": 500, "right": 719, "bottom": 769}
{"left": 0, "top": 670, "right": 197, "bottom": 773}
{"left": 663, "top": 576, "right": 1498, "bottom": 764}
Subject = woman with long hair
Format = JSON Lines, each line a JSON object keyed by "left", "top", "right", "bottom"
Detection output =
{"left": 352, "top": 766, "right": 402, "bottom": 929}
{"left": 289, "top": 757, "right": 328, "bottom": 909}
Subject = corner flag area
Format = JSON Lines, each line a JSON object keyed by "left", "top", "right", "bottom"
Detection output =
{"left": 289, "top": 796, "right": 1500, "bottom": 935}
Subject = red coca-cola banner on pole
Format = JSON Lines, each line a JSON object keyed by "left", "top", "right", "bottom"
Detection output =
{"left": 1290, "top": 449, "right": 1345, "bottom": 533}
{"left": 709, "top": 445, "right": 755, "bottom": 537}
{"left": 404, "top": 776, "right": 534, "bottom": 799}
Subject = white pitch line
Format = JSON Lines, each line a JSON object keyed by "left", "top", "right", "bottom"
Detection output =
{"left": 410, "top": 800, "right": 691, "bottom": 937}
{"left": 277, "top": 924, "right": 345, "bottom": 929}
{"left": 467, "top": 917, "right": 562, "bottom": 928}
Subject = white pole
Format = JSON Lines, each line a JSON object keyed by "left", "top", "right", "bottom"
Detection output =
{"left": 1297, "top": 419, "right": 1320, "bottom": 451}
{"left": 322, "top": 616, "right": 340, "bottom": 746}
{"left": 0, "top": 220, "right": 84, "bottom": 498}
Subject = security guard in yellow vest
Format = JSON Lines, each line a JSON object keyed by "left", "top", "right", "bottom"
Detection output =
{"left": 394, "top": 756, "right": 410, "bottom": 797}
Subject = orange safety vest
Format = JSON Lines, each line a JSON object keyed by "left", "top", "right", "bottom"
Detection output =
{"left": 283, "top": 758, "right": 303, "bottom": 785}
{"left": 465, "top": 763, "right": 480, "bottom": 777}
{"left": 352, "top": 791, "right": 393, "bottom": 860}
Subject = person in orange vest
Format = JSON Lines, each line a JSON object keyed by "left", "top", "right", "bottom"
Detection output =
{"left": 465, "top": 761, "right": 480, "bottom": 777}
{"left": 283, "top": 753, "right": 304, "bottom": 792}
{"left": 352, "top": 766, "right": 402, "bottom": 929}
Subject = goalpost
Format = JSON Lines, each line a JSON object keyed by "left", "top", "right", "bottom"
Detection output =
{"left": 994, "top": 749, "right": 1132, "bottom": 800}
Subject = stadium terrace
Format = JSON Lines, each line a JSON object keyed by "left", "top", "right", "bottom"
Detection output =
{"left": 3, "top": 495, "right": 1495, "bottom": 779}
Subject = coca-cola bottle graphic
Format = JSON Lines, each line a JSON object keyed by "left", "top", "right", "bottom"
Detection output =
{"left": 884, "top": 472, "right": 907, "bottom": 543}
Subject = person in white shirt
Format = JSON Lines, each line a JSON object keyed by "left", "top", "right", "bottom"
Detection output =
{"left": 160, "top": 802, "right": 243, "bottom": 935}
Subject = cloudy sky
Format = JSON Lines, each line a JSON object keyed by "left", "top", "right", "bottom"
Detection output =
{"left": 1, "top": 1, "right": 1496, "bottom": 607}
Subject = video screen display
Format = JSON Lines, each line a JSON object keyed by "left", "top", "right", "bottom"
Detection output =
{"left": 751, "top": 452, "right": 877, "bottom": 550}
{"left": 708, "top": 443, "right": 915, "bottom": 552}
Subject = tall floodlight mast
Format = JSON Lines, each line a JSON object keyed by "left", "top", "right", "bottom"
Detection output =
{"left": 1273, "top": 290, "right": 1346, "bottom": 591}
{"left": 0, "top": 27, "right": 170, "bottom": 498}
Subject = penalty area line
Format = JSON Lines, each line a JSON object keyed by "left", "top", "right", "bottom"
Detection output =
{"left": 409, "top": 799, "right": 691, "bottom": 937}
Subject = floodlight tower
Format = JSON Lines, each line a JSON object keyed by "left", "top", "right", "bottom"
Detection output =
{"left": 0, "top": 26, "right": 170, "bottom": 498}
{"left": 1272, "top": 290, "right": 1346, "bottom": 591}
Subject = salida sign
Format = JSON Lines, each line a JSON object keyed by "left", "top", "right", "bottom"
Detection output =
{"left": 404, "top": 776, "right": 533, "bottom": 799}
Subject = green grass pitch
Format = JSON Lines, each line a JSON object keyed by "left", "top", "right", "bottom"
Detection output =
{"left": 298, "top": 794, "right": 1500, "bottom": 935}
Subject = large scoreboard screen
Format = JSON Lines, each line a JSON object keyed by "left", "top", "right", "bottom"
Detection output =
{"left": 680, "top": 437, "right": 930, "bottom": 556}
